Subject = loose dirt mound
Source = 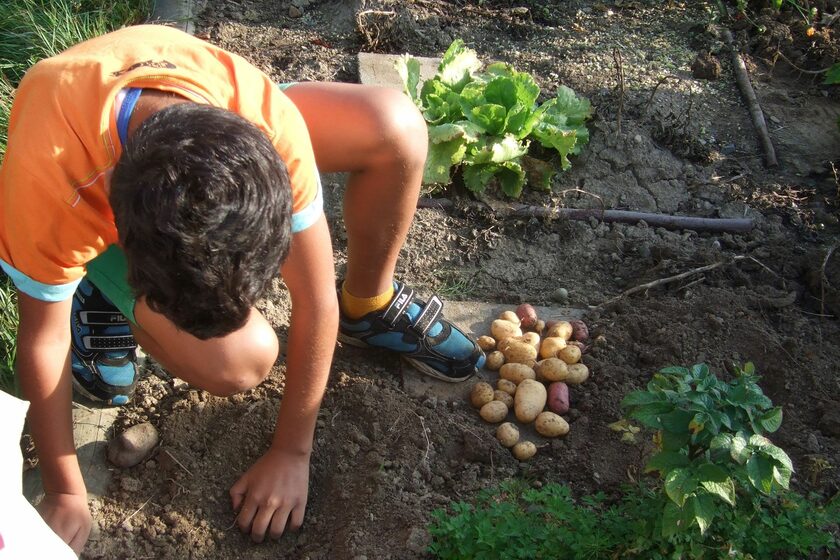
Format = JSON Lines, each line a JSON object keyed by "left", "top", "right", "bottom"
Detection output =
{"left": 77, "top": 1, "right": 839, "bottom": 558}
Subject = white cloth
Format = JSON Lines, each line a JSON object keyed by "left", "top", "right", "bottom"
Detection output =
{"left": 0, "top": 391, "right": 76, "bottom": 559}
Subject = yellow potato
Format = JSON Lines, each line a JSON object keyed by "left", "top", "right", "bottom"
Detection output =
{"left": 479, "top": 400, "right": 509, "bottom": 423}
{"left": 535, "top": 411, "right": 570, "bottom": 437}
{"left": 499, "top": 363, "right": 536, "bottom": 385}
{"left": 485, "top": 350, "right": 505, "bottom": 371}
{"left": 547, "top": 321, "right": 573, "bottom": 341}
{"left": 539, "top": 336, "right": 567, "bottom": 359}
{"left": 566, "top": 363, "right": 590, "bottom": 384}
{"left": 493, "top": 390, "right": 514, "bottom": 408}
{"left": 513, "top": 379, "right": 547, "bottom": 423}
{"left": 470, "top": 382, "right": 495, "bottom": 408}
{"left": 477, "top": 335, "right": 496, "bottom": 352}
{"left": 502, "top": 339, "right": 538, "bottom": 365}
{"left": 497, "top": 378, "right": 517, "bottom": 396}
{"left": 534, "top": 319, "right": 546, "bottom": 334}
{"left": 491, "top": 319, "right": 522, "bottom": 345}
{"left": 520, "top": 332, "right": 541, "bottom": 350}
{"left": 535, "top": 358, "right": 569, "bottom": 382}
{"left": 498, "top": 310, "right": 521, "bottom": 325}
{"left": 496, "top": 422, "right": 520, "bottom": 448}
{"left": 512, "top": 440, "right": 537, "bottom": 461}
{"left": 557, "top": 345, "right": 582, "bottom": 365}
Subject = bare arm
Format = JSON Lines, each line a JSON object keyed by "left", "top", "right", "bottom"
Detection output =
{"left": 16, "top": 291, "right": 91, "bottom": 552}
{"left": 231, "top": 213, "right": 337, "bottom": 541}
{"left": 273, "top": 212, "right": 338, "bottom": 455}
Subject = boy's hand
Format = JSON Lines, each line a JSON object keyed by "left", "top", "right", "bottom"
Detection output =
{"left": 230, "top": 446, "right": 310, "bottom": 542}
{"left": 37, "top": 491, "right": 92, "bottom": 555}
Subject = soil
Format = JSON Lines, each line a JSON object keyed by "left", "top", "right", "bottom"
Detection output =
{"left": 78, "top": 1, "right": 840, "bottom": 558}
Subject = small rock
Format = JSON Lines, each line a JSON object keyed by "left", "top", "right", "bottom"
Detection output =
{"left": 818, "top": 407, "right": 840, "bottom": 437}
{"left": 769, "top": 115, "right": 781, "bottom": 125}
{"left": 108, "top": 422, "right": 159, "bottom": 468}
{"left": 633, "top": 134, "right": 642, "bottom": 143}
{"left": 721, "top": 143, "right": 736, "bottom": 155}
{"left": 691, "top": 52, "right": 721, "bottom": 80}
{"left": 288, "top": 5, "right": 303, "bottom": 18}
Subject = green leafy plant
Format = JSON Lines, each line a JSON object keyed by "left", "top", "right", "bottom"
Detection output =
{"left": 396, "top": 40, "right": 592, "bottom": 198}
{"left": 621, "top": 363, "right": 792, "bottom": 538}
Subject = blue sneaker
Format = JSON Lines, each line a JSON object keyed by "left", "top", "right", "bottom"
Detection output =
{"left": 70, "top": 278, "right": 139, "bottom": 405}
{"left": 338, "top": 281, "right": 485, "bottom": 382}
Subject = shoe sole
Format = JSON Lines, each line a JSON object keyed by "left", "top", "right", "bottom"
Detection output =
{"left": 337, "top": 333, "right": 475, "bottom": 383}
{"left": 71, "top": 376, "right": 133, "bottom": 406}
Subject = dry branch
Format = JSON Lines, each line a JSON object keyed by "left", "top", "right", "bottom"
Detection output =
{"left": 722, "top": 29, "right": 778, "bottom": 167}
{"left": 417, "top": 198, "right": 754, "bottom": 233}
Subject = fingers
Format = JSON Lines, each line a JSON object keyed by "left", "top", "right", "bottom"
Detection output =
{"left": 229, "top": 479, "right": 246, "bottom": 512}
{"left": 236, "top": 497, "right": 300, "bottom": 543}
{"left": 268, "top": 506, "right": 292, "bottom": 540}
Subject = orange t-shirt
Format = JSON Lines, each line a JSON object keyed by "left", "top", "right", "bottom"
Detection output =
{"left": 0, "top": 24, "right": 321, "bottom": 301}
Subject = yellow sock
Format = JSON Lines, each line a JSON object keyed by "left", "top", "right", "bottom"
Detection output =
{"left": 340, "top": 282, "right": 395, "bottom": 320}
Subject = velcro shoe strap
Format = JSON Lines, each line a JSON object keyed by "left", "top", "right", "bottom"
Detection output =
{"left": 411, "top": 295, "right": 442, "bottom": 336}
{"left": 82, "top": 334, "right": 136, "bottom": 351}
{"left": 381, "top": 284, "right": 415, "bottom": 327}
{"left": 79, "top": 310, "right": 128, "bottom": 325}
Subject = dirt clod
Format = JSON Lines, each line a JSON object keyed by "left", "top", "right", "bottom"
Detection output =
{"left": 107, "top": 422, "right": 159, "bottom": 468}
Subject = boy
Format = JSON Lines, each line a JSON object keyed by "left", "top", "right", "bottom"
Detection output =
{"left": 0, "top": 24, "right": 484, "bottom": 553}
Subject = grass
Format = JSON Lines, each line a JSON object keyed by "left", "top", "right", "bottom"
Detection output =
{"left": 0, "top": 0, "right": 151, "bottom": 393}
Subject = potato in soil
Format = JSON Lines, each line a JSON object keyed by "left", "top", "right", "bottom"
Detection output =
{"left": 496, "top": 422, "right": 520, "bottom": 448}
{"left": 485, "top": 350, "right": 505, "bottom": 371}
{"left": 502, "top": 338, "right": 538, "bottom": 364}
{"left": 546, "top": 321, "right": 573, "bottom": 340}
{"left": 470, "top": 382, "right": 495, "bottom": 408}
{"left": 499, "top": 363, "right": 536, "bottom": 385}
{"left": 566, "top": 363, "right": 590, "bottom": 384}
{"left": 498, "top": 310, "right": 521, "bottom": 325}
{"left": 512, "top": 441, "right": 537, "bottom": 461}
{"left": 535, "top": 411, "right": 570, "bottom": 437}
{"left": 493, "top": 390, "right": 514, "bottom": 408}
{"left": 547, "top": 382, "right": 570, "bottom": 414}
{"left": 477, "top": 335, "right": 496, "bottom": 351}
{"left": 535, "top": 358, "right": 568, "bottom": 382}
{"left": 479, "top": 400, "right": 509, "bottom": 423}
{"left": 539, "top": 336, "right": 567, "bottom": 359}
{"left": 491, "top": 319, "right": 522, "bottom": 345}
{"left": 513, "top": 379, "right": 547, "bottom": 423}
{"left": 497, "top": 378, "right": 518, "bottom": 396}
{"left": 557, "top": 345, "right": 582, "bottom": 365}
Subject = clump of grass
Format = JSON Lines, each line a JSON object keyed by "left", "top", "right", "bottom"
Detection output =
{"left": 0, "top": 0, "right": 151, "bottom": 85}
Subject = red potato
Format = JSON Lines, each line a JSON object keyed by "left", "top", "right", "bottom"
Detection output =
{"left": 547, "top": 382, "right": 570, "bottom": 414}
{"left": 569, "top": 320, "right": 589, "bottom": 341}
{"left": 515, "top": 304, "right": 538, "bottom": 330}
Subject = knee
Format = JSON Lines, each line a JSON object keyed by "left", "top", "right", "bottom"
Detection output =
{"left": 192, "top": 330, "right": 279, "bottom": 397}
{"left": 369, "top": 88, "right": 428, "bottom": 169}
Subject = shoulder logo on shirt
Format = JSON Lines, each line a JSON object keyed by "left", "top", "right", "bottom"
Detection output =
{"left": 111, "top": 60, "right": 177, "bottom": 77}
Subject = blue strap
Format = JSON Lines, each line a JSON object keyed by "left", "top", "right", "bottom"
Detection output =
{"left": 117, "top": 88, "right": 143, "bottom": 146}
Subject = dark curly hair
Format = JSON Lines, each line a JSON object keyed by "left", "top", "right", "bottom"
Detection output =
{"left": 110, "top": 102, "right": 292, "bottom": 339}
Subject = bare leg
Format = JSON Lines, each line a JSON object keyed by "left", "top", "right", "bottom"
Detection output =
{"left": 283, "top": 83, "right": 427, "bottom": 297}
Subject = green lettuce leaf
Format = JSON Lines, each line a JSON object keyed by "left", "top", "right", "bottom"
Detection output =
{"left": 437, "top": 39, "right": 481, "bottom": 92}
{"left": 395, "top": 55, "right": 421, "bottom": 103}
{"left": 424, "top": 138, "right": 468, "bottom": 185}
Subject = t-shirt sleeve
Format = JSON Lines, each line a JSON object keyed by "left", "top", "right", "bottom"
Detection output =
{"left": 230, "top": 73, "right": 323, "bottom": 234}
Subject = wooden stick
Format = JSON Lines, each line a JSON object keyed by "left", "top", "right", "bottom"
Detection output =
{"left": 722, "top": 29, "right": 778, "bottom": 167}
{"left": 417, "top": 198, "right": 754, "bottom": 233}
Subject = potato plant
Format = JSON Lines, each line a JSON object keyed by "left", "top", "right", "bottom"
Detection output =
{"left": 468, "top": 306, "right": 592, "bottom": 461}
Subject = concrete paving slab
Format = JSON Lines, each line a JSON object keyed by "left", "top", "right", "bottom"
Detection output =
{"left": 149, "top": 0, "right": 205, "bottom": 34}
{"left": 358, "top": 52, "right": 441, "bottom": 89}
{"left": 401, "top": 301, "right": 584, "bottom": 402}
{"left": 23, "top": 405, "right": 119, "bottom": 503}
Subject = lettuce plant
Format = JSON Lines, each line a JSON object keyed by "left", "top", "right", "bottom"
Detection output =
{"left": 397, "top": 40, "right": 592, "bottom": 198}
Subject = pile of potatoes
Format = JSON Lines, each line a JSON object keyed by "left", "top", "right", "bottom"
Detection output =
{"left": 469, "top": 304, "right": 590, "bottom": 461}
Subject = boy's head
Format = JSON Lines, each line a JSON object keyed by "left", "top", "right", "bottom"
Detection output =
{"left": 110, "top": 103, "right": 292, "bottom": 340}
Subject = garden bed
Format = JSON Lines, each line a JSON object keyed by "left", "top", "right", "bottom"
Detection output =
{"left": 79, "top": 1, "right": 839, "bottom": 558}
